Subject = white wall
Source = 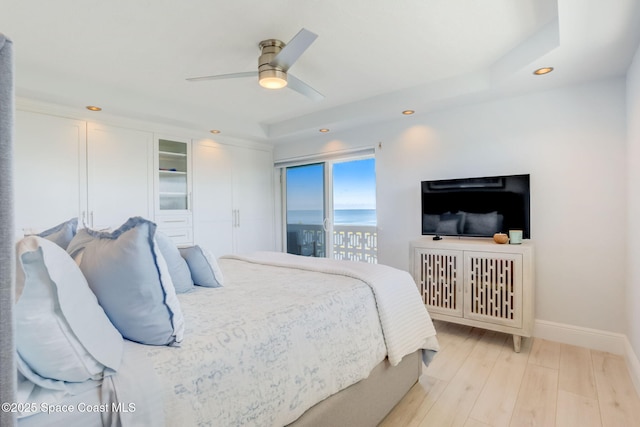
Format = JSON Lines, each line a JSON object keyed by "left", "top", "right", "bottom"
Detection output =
{"left": 626, "top": 46, "right": 640, "bottom": 361}
{"left": 275, "top": 78, "right": 627, "bottom": 334}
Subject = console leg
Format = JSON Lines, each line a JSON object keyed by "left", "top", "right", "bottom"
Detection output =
{"left": 513, "top": 335, "right": 522, "bottom": 353}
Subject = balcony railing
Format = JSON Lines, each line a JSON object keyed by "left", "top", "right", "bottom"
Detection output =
{"left": 286, "top": 223, "right": 378, "bottom": 264}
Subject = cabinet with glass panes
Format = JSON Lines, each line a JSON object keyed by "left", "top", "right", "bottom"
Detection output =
{"left": 156, "top": 137, "right": 193, "bottom": 245}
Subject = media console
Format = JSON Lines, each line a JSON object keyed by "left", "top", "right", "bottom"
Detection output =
{"left": 410, "top": 237, "right": 534, "bottom": 352}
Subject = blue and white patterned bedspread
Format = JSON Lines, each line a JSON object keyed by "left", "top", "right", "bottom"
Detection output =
{"left": 137, "top": 257, "right": 388, "bottom": 427}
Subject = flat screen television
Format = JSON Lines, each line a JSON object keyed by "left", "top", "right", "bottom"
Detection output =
{"left": 421, "top": 174, "right": 530, "bottom": 239}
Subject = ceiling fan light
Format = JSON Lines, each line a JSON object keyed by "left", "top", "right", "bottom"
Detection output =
{"left": 259, "top": 68, "right": 288, "bottom": 89}
{"left": 260, "top": 77, "right": 287, "bottom": 89}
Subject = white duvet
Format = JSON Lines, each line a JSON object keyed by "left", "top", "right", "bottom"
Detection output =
{"left": 227, "top": 252, "right": 440, "bottom": 366}
{"left": 134, "top": 253, "right": 439, "bottom": 427}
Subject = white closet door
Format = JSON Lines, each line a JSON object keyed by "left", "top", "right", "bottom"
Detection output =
{"left": 86, "top": 123, "right": 153, "bottom": 230}
{"left": 231, "top": 146, "right": 275, "bottom": 254}
{"left": 192, "top": 139, "right": 234, "bottom": 257}
{"left": 14, "top": 111, "right": 87, "bottom": 236}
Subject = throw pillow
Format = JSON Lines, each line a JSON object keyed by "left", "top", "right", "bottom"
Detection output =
{"left": 15, "top": 236, "right": 122, "bottom": 386}
{"left": 66, "top": 217, "right": 184, "bottom": 346}
{"left": 179, "top": 245, "right": 224, "bottom": 288}
{"left": 33, "top": 217, "right": 78, "bottom": 250}
{"left": 155, "top": 231, "right": 194, "bottom": 293}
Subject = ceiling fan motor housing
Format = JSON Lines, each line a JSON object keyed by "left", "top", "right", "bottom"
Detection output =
{"left": 258, "top": 39, "right": 287, "bottom": 88}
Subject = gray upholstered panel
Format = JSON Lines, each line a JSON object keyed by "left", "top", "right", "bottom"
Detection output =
{"left": 0, "top": 33, "right": 16, "bottom": 427}
{"left": 287, "top": 351, "right": 421, "bottom": 427}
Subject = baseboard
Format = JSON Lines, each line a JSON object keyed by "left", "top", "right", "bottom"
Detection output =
{"left": 533, "top": 319, "right": 626, "bottom": 355}
{"left": 534, "top": 319, "right": 640, "bottom": 397}
{"left": 623, "top": 337, "right": 640, "bottom": 398}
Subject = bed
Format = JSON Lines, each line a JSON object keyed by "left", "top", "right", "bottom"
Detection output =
{"left": 13, "top": 217, "right": 439, "bottom": 427}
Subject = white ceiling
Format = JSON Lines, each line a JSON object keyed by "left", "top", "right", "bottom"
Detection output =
{"left": 2, "top": 0, "right": 639, "bottom": 144}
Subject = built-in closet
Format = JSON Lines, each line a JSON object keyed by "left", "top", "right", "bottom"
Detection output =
{"left": 13, "top": 109, "right": 275, "bottom": 256}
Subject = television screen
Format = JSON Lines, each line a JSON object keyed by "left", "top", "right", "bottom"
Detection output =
{"left": 421, "top": 174, "right": 530, "bottom": 238}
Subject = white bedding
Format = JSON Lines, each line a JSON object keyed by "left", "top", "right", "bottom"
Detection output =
{"left": 226, "top": 252, "right": 440, "bottom": 365}
{"left": 142, "top": 256, "right": 390, "bottom": 426}
{"left": 18, "top": 252, "right": 439, "bottom": 427}
{"left": 18, "top": 340, "right": 163, "bottom": 427}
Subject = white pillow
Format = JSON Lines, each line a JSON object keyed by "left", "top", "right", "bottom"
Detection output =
{"left": 15, "top": 236, "right": 123, "bottom": 385}
{"left": 179, "top": 245, "right": 224, "bottom": 287}
{"left": 66, "top": 217, "right": 184, "bottom": 346}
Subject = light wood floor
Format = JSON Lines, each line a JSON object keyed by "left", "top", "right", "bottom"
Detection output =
{"left": 380, "top": 320, "right": 640, "bottom": 427}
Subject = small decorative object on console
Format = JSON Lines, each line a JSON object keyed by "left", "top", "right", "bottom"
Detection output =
{"left": 509, "top": 229, "right": 523, "bottom": 244}
{"left": 493, "top": 232, "right": 509, "bottom": 244}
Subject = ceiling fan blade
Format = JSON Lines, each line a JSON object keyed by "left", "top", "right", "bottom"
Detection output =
{"left": 287, "top": 74, "right": 324, "bottom": 101}
{"left": 186, "top": 71, "right": 258, "bottom": 82}
{"left": 270, "top": 28, "right": 318, "bottom": 71}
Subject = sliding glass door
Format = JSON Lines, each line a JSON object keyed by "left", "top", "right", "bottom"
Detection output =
{"left": 284, "top": 157, "right": 377, "bottom": 263}
{"left": 285, "top": 163, "right": 327, "bottom": 257}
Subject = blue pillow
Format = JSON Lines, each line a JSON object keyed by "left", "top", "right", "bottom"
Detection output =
{"left": 155, "top": 231, "right": 194, "bottom": 294}
{"left": 179, "top": 245, "right": 224, "bottom": 288}
{"left": 34, "top": 218, "right": 78, "bottom": 250}
{"left": 15, "top": 236, "right": 122, "bottom": 386}
{"left": 67, "top": 217, "right": 184, "bottom": 346}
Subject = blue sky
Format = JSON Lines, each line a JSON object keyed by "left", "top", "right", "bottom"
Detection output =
{"left": 286, "top": 158, "right": 376, "bottom": 211}
{"left": 333, "top": 158, "right": 376, "bottom": 209}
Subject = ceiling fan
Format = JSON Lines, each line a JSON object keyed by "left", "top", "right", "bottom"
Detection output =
{"left": 187, "top": 28, "right": 324, "bottom": 101}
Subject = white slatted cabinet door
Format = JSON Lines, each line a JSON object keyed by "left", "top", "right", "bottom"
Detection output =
{"left": 463, "top": 251, "right": 523, "bottom": 329}
{"left": 414, "top": 248, "right": 464, "bottom": 318}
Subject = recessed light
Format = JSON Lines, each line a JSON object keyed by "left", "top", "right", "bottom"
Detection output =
{"left": 402, "top": 110, "right": 415, "bottom": 115}
{"left": 86, "top": 105, "right": 102, "bottom": 111}
{"left": 209, "top": 129, "right": 221, "bottom": 134}
{"left": 319, "top": 128, "right": 330, "bottom": 133}
{"left": 533, "top": 67, "right": 554, "bottom": 75}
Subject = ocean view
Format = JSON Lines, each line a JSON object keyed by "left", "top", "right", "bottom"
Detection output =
{"left": 287, "top": 209, "right": 377, "bottom": 226}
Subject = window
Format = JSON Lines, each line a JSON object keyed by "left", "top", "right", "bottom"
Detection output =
{"left": 283, "top": 155, "right": 377, "bottom": 263}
